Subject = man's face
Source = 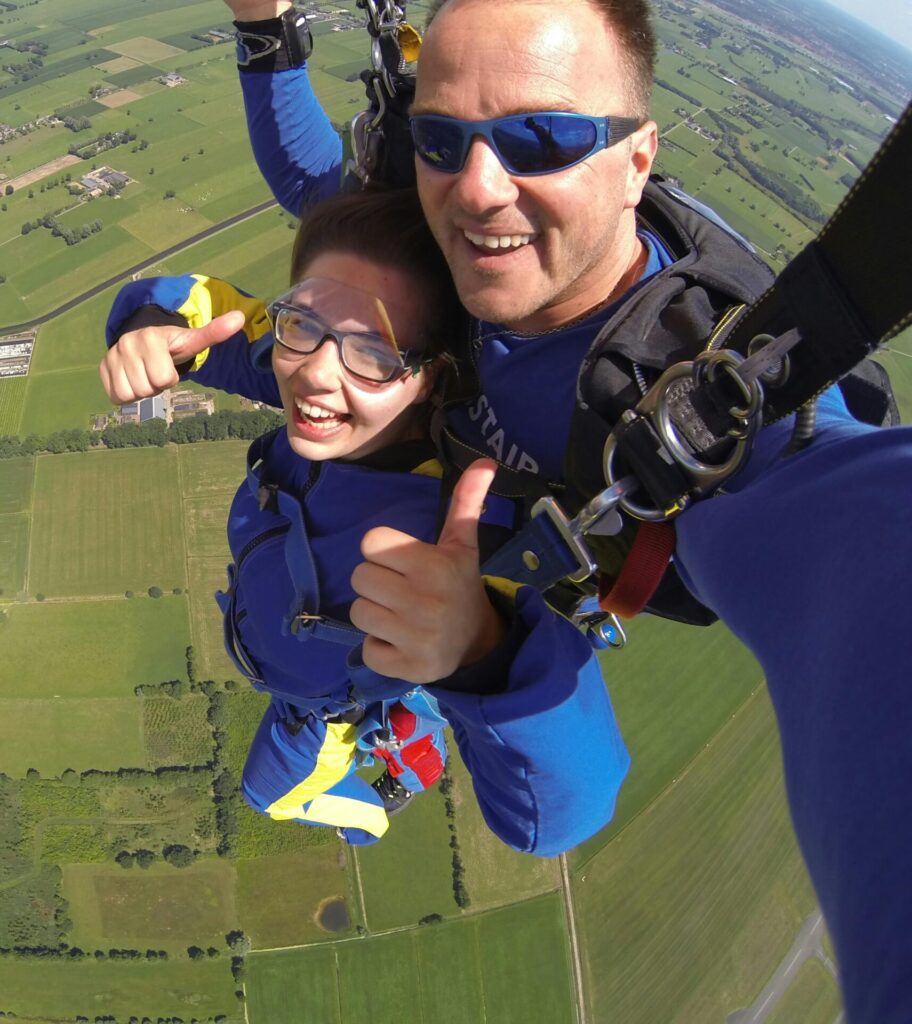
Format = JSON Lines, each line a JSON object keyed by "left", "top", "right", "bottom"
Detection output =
{"left": 413, "top": 0, "right": 657, "bottom": 333}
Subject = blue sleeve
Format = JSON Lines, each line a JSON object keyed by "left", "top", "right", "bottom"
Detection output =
{"left": 674, "top": 388, "right": 912, "bottom": 1023}
{"left": 105, "top": 274, "right": 281, "bottom": 408}
{"left": 240, "top": 65, "right": 343, "bottom": 216}
{"left": 429, "top": 586, "right": 630, "bottom": 857}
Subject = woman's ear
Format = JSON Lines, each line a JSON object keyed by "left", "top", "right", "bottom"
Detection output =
{"left": 414, "top": 355, "right": 446, "bottom": 403}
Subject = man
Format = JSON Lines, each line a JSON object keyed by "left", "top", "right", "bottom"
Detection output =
{"left": 105, "top": 1, "right": 912, "bottom": 1017}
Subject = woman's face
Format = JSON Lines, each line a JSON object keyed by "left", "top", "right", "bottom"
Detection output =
{"left": 271, "top": 251, "right": 435, "bottom": 462}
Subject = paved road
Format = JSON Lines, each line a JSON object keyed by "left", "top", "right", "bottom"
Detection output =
{"left": 726, "top": 909, "right": 827, "bottom": 1024}
{"left": 0, "top": 197, "right": 279, "bottom": 334}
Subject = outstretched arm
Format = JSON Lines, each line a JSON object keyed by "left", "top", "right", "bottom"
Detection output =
{"left": 223, "top": 0, "right": 343, "bottom": 215}
{"left": 674, "top": 389, "right": 912, "bottom": 1023}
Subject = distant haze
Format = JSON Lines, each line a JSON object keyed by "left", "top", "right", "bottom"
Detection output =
{"left": 823, "top": 0, "right": 912, "bottom": 54}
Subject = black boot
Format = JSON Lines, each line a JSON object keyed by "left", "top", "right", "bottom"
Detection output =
{"left": 371, "top": 771, "right": 413, "bottom": 815}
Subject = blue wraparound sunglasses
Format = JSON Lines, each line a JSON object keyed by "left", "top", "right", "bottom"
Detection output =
{"left": 409, "top": 111, "right": 643, "bottom": 176}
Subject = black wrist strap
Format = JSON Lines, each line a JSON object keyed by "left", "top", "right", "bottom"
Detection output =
{"left": 234, "top": 8, "right": 312, "bottom": 71}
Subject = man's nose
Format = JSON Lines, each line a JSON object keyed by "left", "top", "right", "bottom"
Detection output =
{"left": 452, "top": 137, "right": 520, "bottom": 212}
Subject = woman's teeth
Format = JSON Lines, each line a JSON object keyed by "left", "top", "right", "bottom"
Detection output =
{"left": 296, "top": 398, "right": 344, "bottom": 427}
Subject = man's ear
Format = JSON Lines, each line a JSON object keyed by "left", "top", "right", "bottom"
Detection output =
{"left": 624, "top": 120, "right": 658, "bottom": 209}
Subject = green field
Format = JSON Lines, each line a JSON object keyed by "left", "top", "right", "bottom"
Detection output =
{"left": 0, "top": 957, "right": 241, "bottom": 1023}
{"left": 30, "top": 446, "right": 186, "bottom": 596}
{"left": 0, "top": 376, "right": 26, "bottom": 434}
{"left": 0, "top": 597, "right": 190, "bottom": 697}
{"left": 246, "top": 893, "right": 575, "bottom": 1024}
{"left": 143, "top": 692, "right": 214, "bottom": 767}
{"left": 63, "top": 859, "right": 237, "bottom": 948}
{"left": 0, "top": 697, "right": 144, "bottom": 775}
{"left": 0, "top": 509, "right": 27, "bottom": 592}
{"left": 237, "top": 846, "right": 358, "bottom": 948}
{"left": 357, "top": 780, "right": 456, "bottom": 930}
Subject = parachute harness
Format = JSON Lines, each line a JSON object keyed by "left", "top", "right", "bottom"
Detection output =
{"left": 347, "top": 1, "right": 421, "bottom": 187}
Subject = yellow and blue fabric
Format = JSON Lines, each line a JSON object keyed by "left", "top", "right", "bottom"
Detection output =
{"left": 242, "top": 691, "right": 447, "bottom": 845}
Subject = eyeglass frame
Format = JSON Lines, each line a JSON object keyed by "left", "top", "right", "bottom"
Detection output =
{"left": 266, "top": 297, "right": 432, "bottom": 385}
{"left": 409, "top": 110, "right": 644, "bottom": 177}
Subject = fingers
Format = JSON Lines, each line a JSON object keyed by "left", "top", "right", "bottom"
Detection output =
{"left": 98, "top": 310, "right": 246, "bottom": 405}
{"left": 99, "top": 336, "right": 179, "bottom": 403}
{"left": 438, "top": 458, "right": 497, "bottom": 552}
{"left": 169, "top": 310, "right": 246, "bottom": 363}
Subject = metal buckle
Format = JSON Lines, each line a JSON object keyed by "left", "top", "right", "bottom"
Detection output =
{"left": 529, "top": 496, "right": 597, "bottom": 584}
{"left": 603, "top": 350, "right": 764, "bottom": 522}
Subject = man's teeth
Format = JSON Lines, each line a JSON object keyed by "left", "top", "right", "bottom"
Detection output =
{"left": 464, "top": 230, "right": 533, "bottom": 250}
{"left": 296, "top": 398, "right": 342, "bottom": 426}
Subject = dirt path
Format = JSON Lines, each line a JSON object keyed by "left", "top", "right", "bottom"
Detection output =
{"left": 1, "top": 153, "right": 82, "bottom": 192}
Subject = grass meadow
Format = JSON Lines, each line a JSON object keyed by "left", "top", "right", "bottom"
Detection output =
{"left": 0, "top": 697, "right": 144, "bottom": 775}
{"left": 0, "top": 597, "right": 190, "bottom": 697}
{"left": 0, "top": 958, "right": 241, "bottom": 1023}
{"left": 0, "top": 453, "right": 32, "bottom": 511}
{"left": 0, "top": 510, "right": 27, "bottom": 593}
{"left": 0, "top": 376, "right": 27, "bottom": 434}
{"left": 143, "top": 692, "right": 214, "bottom": 767}
{"left": 246, "top": 893, "right": 575, "bottom": 1024}
{"left": 30, "top": 446, "right": 186, "bottom": 595}
{"left": 356, "top": 779, "right": 456, "bottom": 931}
{"left": 236, "top": 846, "right": 359, "bottom": 949}
{"left": 63, "top": 859, "right": 238, "bottom": 949}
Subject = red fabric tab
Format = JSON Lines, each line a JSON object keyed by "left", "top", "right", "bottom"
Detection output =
{"left": 400, "top": 735, "right": 444, "bottom": 788}
{"left": 388, "top": 701, "right": 417, "bottom": 741}
{"left": 599, "top": 521, "right": 676, "bottom": 619}
{"left": 373, "top": 747, "right": 405, "bottom": 777}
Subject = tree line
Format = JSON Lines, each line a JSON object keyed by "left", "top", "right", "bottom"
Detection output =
{"left": 0, "top": 409, "right": 284, "bottom": 459}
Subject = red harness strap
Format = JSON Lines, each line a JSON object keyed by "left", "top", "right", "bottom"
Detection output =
{"left": 598, "top": 521, "right": 676, "bottom": 619}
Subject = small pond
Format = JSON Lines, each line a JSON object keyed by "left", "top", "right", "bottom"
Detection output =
{"left": 318, "top": 898, "right": 351, "bottom": 932}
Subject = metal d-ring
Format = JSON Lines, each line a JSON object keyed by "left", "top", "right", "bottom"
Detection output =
{"left": 602, "top": 355, "right": 763, "bottom": 521}
{"left": 692, "top": 349, "right": 763, "bottom": 424}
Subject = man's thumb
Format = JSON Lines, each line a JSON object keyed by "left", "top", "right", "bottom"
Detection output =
{"left": 169, "top": 310, "right": 246, "bottom": 361}
{"left": 438, "top": 458, "right": 497, "bottom": 552}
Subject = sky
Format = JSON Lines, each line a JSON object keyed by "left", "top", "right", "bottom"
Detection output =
{"left": 823, "top": 0, "right": 912, "bottom": 54}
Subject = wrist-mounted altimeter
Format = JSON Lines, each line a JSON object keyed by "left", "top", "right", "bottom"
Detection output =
{"left": 234, "top": 7, "right": 313, "bottom": 71}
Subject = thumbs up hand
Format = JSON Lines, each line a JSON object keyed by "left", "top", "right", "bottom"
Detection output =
{"left": 350, "top": 459, "right": 505, "bottom": 683}
{"left": 99, "top": 310, "right": 247, "bottom": 404}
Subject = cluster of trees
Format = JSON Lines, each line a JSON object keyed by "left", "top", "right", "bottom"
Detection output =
{"left": 114, "top": 844, "right": 196, "bottom": 869}
{"left": 209, "top": 693, "right": 238, "bottom": 856}
{"left": 68, "top": 128, "right": 136, "bottom": 160}
{"left": 133, "top": 675, "right": 239, "bottom": 700}
{"left": 61, "top": 114, "right": 91, "bottom": 132}
{"left": 439, "top": 770, "right": 470, "bottom": 908}
{"left": 21, "top": 214, "right": 103, "bottom": 246}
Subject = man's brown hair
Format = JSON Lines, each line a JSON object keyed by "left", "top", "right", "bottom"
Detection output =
{"left": 424, "top": 0, "right": 656, "bottom": 120}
